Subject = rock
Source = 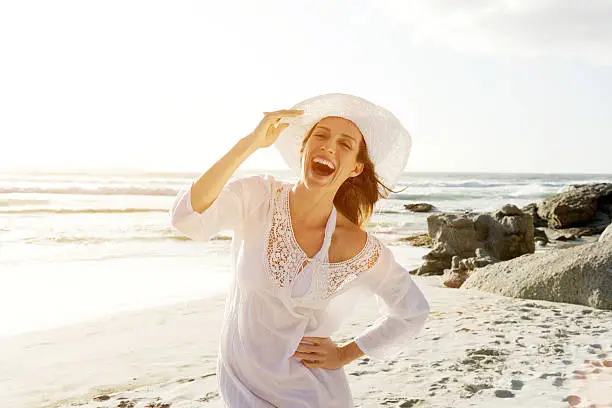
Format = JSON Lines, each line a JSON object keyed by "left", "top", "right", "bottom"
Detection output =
{"left": 494, "top": 390, "right": 515, "bottom": 398}
{"left": 463, "top": 239, "right": 612, "bottom": 310}
{"left": 479, "top": 209, "right": 535, "bottom": 260}
{"left": 397, "top": 233, "right": 434, "bottom": 248}
{"left": 600, "top": 224, "right": 612, "bottom": 243}
{"left": 501, "top": 204, "right": 521, "bottom": 216}
{"left": 414, "top": 215, "right": 480, "bottom": 275}
{"left": 442, "top": 266, "right": 468, "bottom": 289}
{"left": 442, "top": 249, "right": 499, "bottom": 288}
{"left": 540, "top": 227, "right": 582, "bottom": 242}
{"left": 523, "top": 185, "right": 611, "bottom": 241}
{"left": 537, "top": 183, "right": 612, "bottom": 229}
{"left": 474, "top": 248, "right": 498, "bottom": 267}
{"left": 415, "top": 207, "right": 534, "bottom": 276}
{"left": 405, "top": 203, "right": 435, "bottom": 213}
{"left": 416, "top": 242, "right": 456, "bottom": 275}
{"left": 521, "top": 203, "right": 548, "bottom": 227}
{"left": 450, "top": 217, "right": 473, "bottom": 229}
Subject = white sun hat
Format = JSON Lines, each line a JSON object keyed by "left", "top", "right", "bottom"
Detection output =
{"left": 274, "top": 93, "right": 412, "bottom": 188}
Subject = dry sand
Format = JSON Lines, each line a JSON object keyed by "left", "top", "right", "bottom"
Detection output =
{"left": 2, "top": 276, "right": 610, "bottom": 408}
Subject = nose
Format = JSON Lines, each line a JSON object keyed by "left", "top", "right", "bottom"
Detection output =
{"left": 320, "top": 143, "right": 334, "bottom": 155}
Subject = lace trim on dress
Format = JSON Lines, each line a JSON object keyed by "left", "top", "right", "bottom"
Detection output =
{"left": 264, "top": 183, "right": 382, "bottom": 299}
{"left": 265, "top": 184, "right": 307, "bottom": 289}
{"left": 324, "top": 235, "right": 381, "bottom": 297}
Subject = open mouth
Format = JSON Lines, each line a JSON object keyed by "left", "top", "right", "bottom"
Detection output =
{"left": 310, "top": 156, "right": 336, "bottom": 178}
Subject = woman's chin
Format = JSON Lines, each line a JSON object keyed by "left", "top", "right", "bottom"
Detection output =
{"left": 304, "top": 168, "right": 336, "bottom": 187}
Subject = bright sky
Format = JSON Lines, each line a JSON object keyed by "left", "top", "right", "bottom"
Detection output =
{"left": 1, "top": 0, "right": 611, "bottom": 174}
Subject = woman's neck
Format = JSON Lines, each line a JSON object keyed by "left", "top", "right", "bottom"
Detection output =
{"left": 290, "top": 182, "right": 337, "bottom": 229}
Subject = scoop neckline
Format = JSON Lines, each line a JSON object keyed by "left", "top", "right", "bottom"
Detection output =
{"left": 283, "top": 183, "right": 371, "bottom": 266}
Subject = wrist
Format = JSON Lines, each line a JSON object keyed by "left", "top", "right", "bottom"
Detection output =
{"left": 339, "top": 341, "right": 365, "bottom": 365}
{"left": 238, "top": 134, "right": 261, "bottom": 155}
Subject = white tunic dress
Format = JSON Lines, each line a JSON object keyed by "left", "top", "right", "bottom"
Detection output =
{"left": 169, "top": 175, "right": 430, "bottom": 408}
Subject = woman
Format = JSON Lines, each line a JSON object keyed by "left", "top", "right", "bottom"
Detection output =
{"left": 170, "top": 93, "right": 430, "bottom": 407}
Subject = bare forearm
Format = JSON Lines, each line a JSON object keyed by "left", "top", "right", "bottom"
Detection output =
{"left": 190, "top": 134, "right": 259, "bottom": 213}
{"left": 340, "top": 341, "right": 365, "bottom": 365}
{"left": 189, "top": 109, "right": 303, "bottom": 213}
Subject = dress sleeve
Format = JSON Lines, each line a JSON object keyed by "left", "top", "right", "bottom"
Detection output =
{"left": 169, "top": 174, "right": 274, "bottom": 242}
{"left": 354, "top": 245, "right": 430, "bottom": 361}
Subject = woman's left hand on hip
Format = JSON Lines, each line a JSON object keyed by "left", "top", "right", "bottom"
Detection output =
{"left": 291, "top": 336, "right": 345, "bottom": 370}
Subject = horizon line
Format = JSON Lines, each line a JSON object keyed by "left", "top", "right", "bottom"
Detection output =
{"left": 1, "top": 167, "right": 611, "bottom": 177}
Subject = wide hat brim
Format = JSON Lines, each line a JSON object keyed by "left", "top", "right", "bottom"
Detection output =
{"left": 274, "top": 93, "right": 411, "bottom": 188}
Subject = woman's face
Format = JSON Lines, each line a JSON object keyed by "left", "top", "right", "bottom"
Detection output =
{"left": 300, "top": 116, "right": 364, "bottom": 190}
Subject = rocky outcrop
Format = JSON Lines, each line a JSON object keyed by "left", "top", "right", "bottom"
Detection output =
{"left": 462, "top": 239, "right": 612, "bottom": 310}
{"left": 404, "top": 203, "right": 435, "bottom": 213}
{"left": 533, "top": 183, "right": 612, "bottom": 230}
{"left": 413, "top": 205, "right": 534, "bottom": 276}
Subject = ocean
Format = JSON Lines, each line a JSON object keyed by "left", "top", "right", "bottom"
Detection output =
{"left": 1, "top": 170, "right": 611, "bottom": 337}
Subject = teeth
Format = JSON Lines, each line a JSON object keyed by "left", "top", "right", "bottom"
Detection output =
{"left": 313, "top": 157, "right": 335, "bottom": 170}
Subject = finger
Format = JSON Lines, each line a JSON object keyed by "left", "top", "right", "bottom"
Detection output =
{"left": 272, "top": 123, "right": 289, "bottom": 133}
{"left": 301, "top": 337, "right": 327, "bottom": 345}
{"left": 295, "top": 343, "right": 322, "bottom": 353}
{"left": 302, "top": 360, "right": 323, "bottom": 368}
{"left": 292, "top": 352, "right": 322, "bottom": 361}
{"left": 263, "top": 116, "right": 284, "bottom": 130}
{"left": 265, "top": 114, "right": 296, "bottom": 126}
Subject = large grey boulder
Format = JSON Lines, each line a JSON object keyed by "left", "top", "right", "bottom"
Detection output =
{"left": 462, "top": 239, "right": 612, "bottom": 310}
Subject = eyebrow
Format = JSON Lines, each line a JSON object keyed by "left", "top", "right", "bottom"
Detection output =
{"left": 315, "top": 126, "right": 358, "bottom": 143}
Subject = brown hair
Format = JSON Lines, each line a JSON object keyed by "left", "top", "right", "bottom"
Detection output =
{"left": 301, "top": 123, "right": 398, "bottom": 228}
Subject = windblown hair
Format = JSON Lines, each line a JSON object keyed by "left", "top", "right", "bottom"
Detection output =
{"left": 301, "top": 122, "right": 395, "bottom": 228}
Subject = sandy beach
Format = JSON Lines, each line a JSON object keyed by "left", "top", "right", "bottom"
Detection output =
{"left": 2, "top": 274, "right": 610, "bottom": 408}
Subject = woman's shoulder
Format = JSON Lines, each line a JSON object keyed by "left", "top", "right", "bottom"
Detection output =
{"left": 332, "top": 218, "right": 384, "bottom": 266}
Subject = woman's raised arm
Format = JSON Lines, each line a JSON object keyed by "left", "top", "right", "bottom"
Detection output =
{"left": 190, "top": 109, "right": 303, "bottom": 213}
